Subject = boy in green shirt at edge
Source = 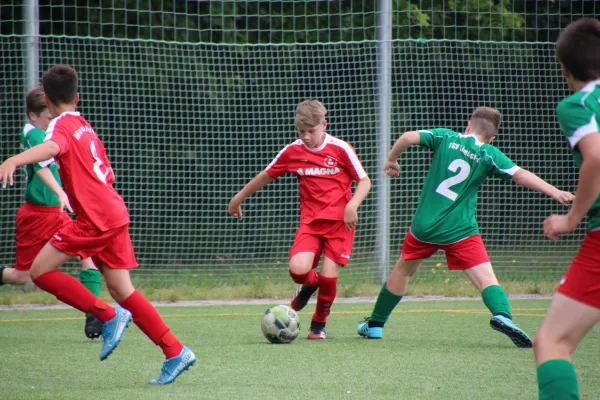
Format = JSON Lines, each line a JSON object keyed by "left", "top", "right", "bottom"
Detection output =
{"left": 535, "top": 18, "right": 600, "bottom": 400}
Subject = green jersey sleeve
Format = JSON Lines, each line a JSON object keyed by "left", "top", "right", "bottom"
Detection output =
{"left": 418, "top": 128, "right": 455, "bottom": 152}
{"left": 556, "top": 96, "right": 600, "bottom": 149}
{"left": 482, "top": 146, "right": 520, "bottom": 181}
{"left": 25, "top": 128, "right": 52, "bottom": 172}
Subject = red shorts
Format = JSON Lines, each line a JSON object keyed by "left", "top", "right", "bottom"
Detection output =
{"left": 289, "top": 220, "right": 355, "bottom": 267}
{"left": 49, "top": 220, "right": 138, "bottom": 269}
{"left": 15, "top": 202, "right": 71, "bottom": 271}
{"left": 557, "top": 231, "right": 600, "bottom": 309}
{"left": 401, "top": 230, "right": 490, "bottom": 270}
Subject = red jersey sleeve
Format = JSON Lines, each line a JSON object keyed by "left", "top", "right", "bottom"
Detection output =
{"left": 44, "top": 118, "right": 70, "bottom": 156}
{"left": 265, "top": 145, "right": 291, "bottom": 179}
{"left": 338, "top": 143, "right": 367, "bottom": 182}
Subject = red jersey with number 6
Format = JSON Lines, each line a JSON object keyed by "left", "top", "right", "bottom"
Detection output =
{"left": 43, "top": 111, "right": 129, "bottom": 231}
{"left": 266, "top": 133, "right": 367, "bottom": 224}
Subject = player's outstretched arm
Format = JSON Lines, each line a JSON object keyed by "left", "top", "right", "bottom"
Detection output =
{"left": 384, "top": 131, "right": 421, "bottom": 177}
{"left": 0, "top": 141, "right": 60, "bottom": 188}
{"left": 35, "top": 168, "right": 73, "bottom": 213}
{"left": 228, "top": 170, "right": 274, "bottom": 221}
{"left": 511, "top": 169, "right": 574, "bottom": 205}
{"left": 344, "top": 176, "right": 371, "bottom": 229}
{"left": 544, "top": 134, "right": 600, "bottom": 241}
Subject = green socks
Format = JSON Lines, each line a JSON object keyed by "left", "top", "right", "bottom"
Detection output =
{"left": 538, "top": 359, "right": 580, "bottom": 400}
{"left": 79, "top": 269, "right": 102, "bottom": 318}
{"left": 481, "top": 285, "right": 512, "bottom": 319}
{"left": 370, "top": 283, "right": 403, "bottom": 325}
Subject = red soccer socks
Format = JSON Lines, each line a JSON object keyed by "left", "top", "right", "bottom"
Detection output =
{"left": 313, "top": 275, "right": 337, "bottom": 323}
{"left": 120, "top": 290, "right": 184, "bottom": 359}
{"left": 33, "top": 271, "right": 116, "bottom": 322}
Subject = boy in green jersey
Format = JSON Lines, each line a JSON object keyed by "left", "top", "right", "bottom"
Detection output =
{"left": 534, "top": 18, "right": 600, "bottom": 400}
{"left": 357, "top": 107, "right": 573, "bottom": 348}
{"left": 0, "top": 85, "right": 104, "bottom": 339}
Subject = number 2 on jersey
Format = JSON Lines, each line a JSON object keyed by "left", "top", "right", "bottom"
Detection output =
{"left": 435, "top": 159, "right": 470, "bottom": 201}
{"left": 90, "top": 140, "right": 109, "bottom": 184}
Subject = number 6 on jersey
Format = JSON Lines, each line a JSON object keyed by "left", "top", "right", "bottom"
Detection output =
{"left": 90, "top": 140, "right": 110, "bottom": 184}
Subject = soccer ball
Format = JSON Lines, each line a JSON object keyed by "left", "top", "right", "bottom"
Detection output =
{"left": 261, "top": 305, "right": 300, "bottom": 344}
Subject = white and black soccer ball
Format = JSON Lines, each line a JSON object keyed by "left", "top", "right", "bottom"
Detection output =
{"left": 261, "top": 305, "right": 300, "bottom": 344}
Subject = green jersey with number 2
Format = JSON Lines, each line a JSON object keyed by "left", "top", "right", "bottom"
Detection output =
{"left": 556, "top": 80, "right": 600, "bottom": 231}
{"left": 410, "top": 128, "right": 520, "bottom": 244}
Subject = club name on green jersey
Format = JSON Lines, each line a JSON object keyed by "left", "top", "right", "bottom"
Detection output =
{"left": 410, "top": 128, "right": 520, "bottom": 244}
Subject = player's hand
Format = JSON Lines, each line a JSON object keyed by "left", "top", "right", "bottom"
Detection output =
{"left": 543, "top": 214, "right": 579, "bottom": 241}
{"left": 551, "top": 190, "right": 575, "bottom": 206}
{"left": 383, "top": 160, "right": 400, "bottom": 177}
{"left": 57, "top": 191, "right": 74, "bottom": 213}
{"left": 344, "top": 202, "right": 359, "bottom": 230}
{"left": 228, "top": 196, "right": 244, "bottom": 221}
{"left": 0, "top": 159, "right": 17, "bottom": 189}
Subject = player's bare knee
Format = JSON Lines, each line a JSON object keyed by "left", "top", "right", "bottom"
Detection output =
{"left": 288, "top": 263, "right": 311, "bottom": 276}
{"left": 29, "top": 264, "right": 42, "bottom": 280}
{"left": 395, "top": 261, "right": 419, "bottom": 277}
{"left": 14, "top": 272, "right": 31, "bottom": 285}
{"left": 104, "top": 277, "right": 135, "bottom": 302}
{"left": 105, "top": 284, "right": 124, "bottom": 301}
{"left": 534, "top": 326, "right": 573, "bottom": 354}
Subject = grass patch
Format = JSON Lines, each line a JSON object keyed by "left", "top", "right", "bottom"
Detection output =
{"left": 0, "top": 300, "right": 598, "bottom": 399}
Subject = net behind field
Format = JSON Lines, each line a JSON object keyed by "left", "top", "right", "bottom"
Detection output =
{"left": 1, "top": 2, "right": 596, "bottom": 288}
{"left": 0, "top": 38, "right": 583, "bottom": 286}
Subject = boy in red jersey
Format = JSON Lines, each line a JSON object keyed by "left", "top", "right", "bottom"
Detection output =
{"left": 0, "top": 85, "right": 103, "bottom": 340}
{"left": 229, "top": 100, "right": 371, "bottom": 340}
{"left": 0, "top": 65, "right": 195, "bottom": 385}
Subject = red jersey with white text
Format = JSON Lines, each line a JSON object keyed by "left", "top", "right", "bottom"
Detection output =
{"left": 44, "top": 112, "right": 129, "bottom": 231}
{"left": 266, "top": 134, "right": 367, "bottom": 224}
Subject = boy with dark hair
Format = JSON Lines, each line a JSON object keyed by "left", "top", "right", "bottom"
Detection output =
{"left": 535, "top": 17, "right": 600, "bottom": 400}
{"left": 229, "top": 99, "right": 371, "bottom": 340}
{"left": 0, "top": 85, "right": 103, "bottom": 339}
{"left": 0, "top": 65, "right": 195, "bottom": 385}
{"left": 357, "top": 107, "right": 573, "bottom": 348}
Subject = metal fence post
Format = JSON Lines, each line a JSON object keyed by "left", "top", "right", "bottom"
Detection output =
{"left": 376, "top": 0, "right": 392, "bottom": 282}
{"left": 25, "top": 0, "right": 40, "bottom": 91}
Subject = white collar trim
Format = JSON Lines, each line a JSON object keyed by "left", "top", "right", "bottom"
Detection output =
{"left": 459, "top": 133, "right": 484, "bottom": 147}
{"left": 303, "top": 133, "right": 330, "bottom": 152}
{"left": 581, "top": 80, "right": 600, "bottom": 93}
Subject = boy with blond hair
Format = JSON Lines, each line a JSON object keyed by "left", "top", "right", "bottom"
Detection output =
{"left": 0, "top": 85, "right": 103, "bottom": 339}
{"left": 535, "top": 18, "right": 600, "bottom": 399}
{"left": 229, "top": 100, "right": 371, "bottom": 339}
{"left": 357, "top": 107, "right": 573, "bottom": 347}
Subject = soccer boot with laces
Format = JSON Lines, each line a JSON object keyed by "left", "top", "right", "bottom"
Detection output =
{"left": 99, "top": 306, "right": 132, "bottom": 360}
{"left": 307, "top": 320, "right": 326, "bottom": 340}
{"left": 357, "top": 317, "right": 383, "bottom": 339}
{"left": 84, "top": 315, "right": 103, "bottom": 339}
{"left": 291, "top": 284, "right": 319, "bottom": 311}
{"left": 149, "top": 346, "right": 197, "bottom": 385}
{"left": 307, "top": 327, "right": 326, "bottom": 340}
{"left": 490, "top": 315, "right": 532, "bottom": 348}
